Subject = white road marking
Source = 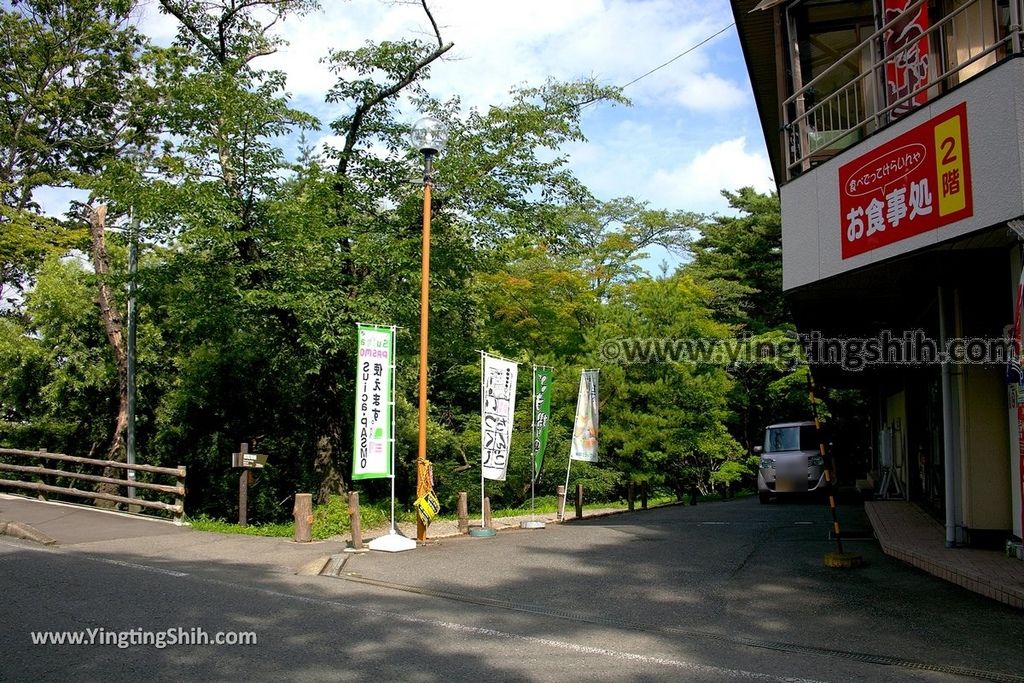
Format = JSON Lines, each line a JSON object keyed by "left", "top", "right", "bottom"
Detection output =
{"left": 224, "top": 581, "right": 828, "bottom": 683}
{"left": 0, "top": 539, "right": 188, "bottom": 577}
{"left": 82, "top": 556, "right": 189, "bottom": 577}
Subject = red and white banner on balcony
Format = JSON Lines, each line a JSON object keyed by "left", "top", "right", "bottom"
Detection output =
{"left": 883, "top": 0, "right": 930, "bottom": 118}
{"left": 839, "top": 102, "right": 973, "bottom": 259}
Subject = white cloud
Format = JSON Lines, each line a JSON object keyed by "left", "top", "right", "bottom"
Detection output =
{"left": 255, "top": 0, "right": 743, "bottom": 114}
{"left": 648, "top": 137, "right": 775, "bottom": 214}
{"left": 124, "top": 0, "right": 773, "bottom": 230}
{"left": 670, "top": 73, "right": 748, "bottom": 112}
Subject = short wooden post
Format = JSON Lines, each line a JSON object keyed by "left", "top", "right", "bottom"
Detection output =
{"left": 293, "top": 493, "right": 313, "bottom": 543}
{"left": 174, "top": 465, "right": 186, "bottom": 525}
{"left": 575, "top": 483, "right": 584, "bottom": 519}
{"left": 483, "top": 496, "right": 492, "bottom": 529}
{"left": 238, "top": 470, "right": 249, "bottom": 527}
{"left": 556, "top": 485, "right": 566, "bottom": 520}
{"left": 347, "top": 490, "right": 363, "bottom": 550}
{"left": 232, "top": 443, "right": 266, "bottom": 527}
{"left": 627, "top": 481, "right": 635, "bottom": 511}
{"left": 641, "top": 481, "right": 648, "bottom": 510}
{"left": 37, "top": 449, "right": 48, "bottom": 501}
{"left": 457, "top": 492, "right": 469, "bottom": 534}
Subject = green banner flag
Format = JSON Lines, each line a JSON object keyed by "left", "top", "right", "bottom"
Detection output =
{"left": 352, "top": 325, "right": 394, "bottom": 480}
{"left": 533, "top": 367, "right": 553, "bottom": 481}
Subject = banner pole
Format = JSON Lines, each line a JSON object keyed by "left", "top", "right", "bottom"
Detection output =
{"left": 390, "top": 325, "right": 397, "bottom": 535}
{"left": 531, "top": 364, "right": 537, "bottom": 521}
{"left": 481, "top": 352, "right": 486, "bottom": 529}
{"left": 562, "top": 454, "right": 572, "bottom": 522}
{"left": 365, "top": 324, "right": 414, "bottom": 552}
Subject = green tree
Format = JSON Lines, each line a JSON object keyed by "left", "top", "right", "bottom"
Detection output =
{"left": 689, "top": 188, "right": 806, "bottom": 456}
{"left": 0, "top": 0, "right": 152, "bottom": 304}
{"left": 589, "top": 273, "right": 742, "bottom": 498}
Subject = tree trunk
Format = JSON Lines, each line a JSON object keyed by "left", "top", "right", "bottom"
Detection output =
{"left": 88, "top": 205, "right": 129, "bottom": 507}
{"left": 314, "top": 430, "right": 346, "bottom": 505}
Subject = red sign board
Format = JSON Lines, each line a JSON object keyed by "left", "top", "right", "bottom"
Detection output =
{"left": 839, "top": 102, "right": 973, "bottom": 259}
{"left": 884, "top": 0, "right": 930, "bottom": 118}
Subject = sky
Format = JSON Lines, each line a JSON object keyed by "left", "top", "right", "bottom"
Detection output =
{"left": 37, "top": 0, "right": 775, "bottom": 273}
{"left": 134, "top": 0, "right": 775, "bottom": 206}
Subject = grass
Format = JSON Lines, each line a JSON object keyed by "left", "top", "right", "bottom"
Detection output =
{"left": 188, "top": 490, "right": 757, "bottom": 539}
{"left": 187, "top": 495, "right": 416, "bottom": 540}
{"left": 188, "top": 515, "right": 294, "bottom": 537}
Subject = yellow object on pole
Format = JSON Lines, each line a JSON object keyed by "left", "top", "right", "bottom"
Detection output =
{"left": 417, "top": 178, "right": 432, "bottom": 542}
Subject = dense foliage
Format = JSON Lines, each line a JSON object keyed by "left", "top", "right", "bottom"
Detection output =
{"left": 0, "top": 0, "right": 809, "bottom": 523}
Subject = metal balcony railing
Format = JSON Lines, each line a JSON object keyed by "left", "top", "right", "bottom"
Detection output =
{"left": 783, "top": 0, "right": 1024, "bottom": 180}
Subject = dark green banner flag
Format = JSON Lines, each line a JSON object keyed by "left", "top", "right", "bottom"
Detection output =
{"left": 533, "top": 367, "right": 553, "bottom": 481}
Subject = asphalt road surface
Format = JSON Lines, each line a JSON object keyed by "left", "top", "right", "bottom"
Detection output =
{"left": 1, "top": 496, "right": 1021, "bottom": 682}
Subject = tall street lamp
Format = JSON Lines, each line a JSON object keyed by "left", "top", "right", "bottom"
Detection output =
{"left": 411, "top": 116, "right": 448, "bottom": 542}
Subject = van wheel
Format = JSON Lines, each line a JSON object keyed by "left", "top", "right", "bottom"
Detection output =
{"left": 758, "top": 492, "right": 771, "bottom": 504}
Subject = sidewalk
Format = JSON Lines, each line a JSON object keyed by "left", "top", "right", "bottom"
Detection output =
{"left": 0, "top": 493, "right": 643, "bottom": 574}
{"left": 0, "top": 494, "right": 336, "bottom": 575}
{"left": 357, "top": 504, "right": 629, "bottom": 542}
{"left": 865, "top": 500, "right": 1024, "bottom": 608}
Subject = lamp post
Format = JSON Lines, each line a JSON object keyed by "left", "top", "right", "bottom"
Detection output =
{"left": 126, "top": 212, "right": 139, "bottom": 512}
{"left": 411, "top": 116, "right": 448, "bottom": 542}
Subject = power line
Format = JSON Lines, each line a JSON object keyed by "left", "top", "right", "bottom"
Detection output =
{"left": 575, "top": 21, "right": 737, "bottom": 109}
{"left": 619, "top": 22, "right": 736, "bottom": 92}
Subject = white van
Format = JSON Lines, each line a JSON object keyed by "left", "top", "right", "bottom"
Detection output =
{"left": 755, "top": 421, "right": 828, "bottom": 504}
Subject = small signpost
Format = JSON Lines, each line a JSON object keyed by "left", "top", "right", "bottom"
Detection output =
{"left": 232, "top": 443, "right": 268, "bottom": 527}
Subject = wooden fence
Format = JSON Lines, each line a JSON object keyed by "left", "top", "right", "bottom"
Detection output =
{"left": 0, "top": 448, "right": 185, "bottom": 523}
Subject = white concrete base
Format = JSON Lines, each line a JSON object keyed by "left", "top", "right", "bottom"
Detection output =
{"left": 368, "top": 532, "right": 416, "bottom": 552}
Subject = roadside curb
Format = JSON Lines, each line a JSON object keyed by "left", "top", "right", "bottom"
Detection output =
{"left": 0, "top": 519, "right": 58, "bottom": 546}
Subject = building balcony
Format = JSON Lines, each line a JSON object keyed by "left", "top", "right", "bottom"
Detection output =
{"left": 783, "top": 0, "right": 1023, "bottom": 181}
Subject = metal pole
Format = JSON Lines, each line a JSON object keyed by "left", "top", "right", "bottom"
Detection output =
{"left": 562, "top": 451, "right": 572, "bottom": 521}
{"left": 807, "top": 371, "right": 844, "bottom": 555}
{"left": 416, "top": 154, "right": 434, "bottom": 542}
{"left": 1011, "top": 0, "right": 1021, "bottom": 55}
{"left": 126, "top": 213, "right": 139, "bottom": 505}
{"left": 938, "top": 285, "right": 957, "bottom": 547}
{"left": 480, "top": 351, "right": 486, "bottom": 530}
{"left": 531, "top": 365, "right": 537, "bottom": 521}
{"left": 390, "top": 325, "right": 397, "bottom": 536}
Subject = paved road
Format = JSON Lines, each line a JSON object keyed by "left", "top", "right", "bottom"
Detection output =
{"left": 1, "top": 496, "right": 1021, "bottom": 682}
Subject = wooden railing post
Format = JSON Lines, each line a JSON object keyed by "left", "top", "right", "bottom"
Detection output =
{"left": 627, "top": 481, "right": 635, "bottom": 511}
{"left": 0, "top": 448, "right": 188, "bottom": 520}
{"left": 174, "top": 465, "right": 186, "bottom": 524}
{"left": 575, "top": 483, "right": 584, "bottom": 519}
{"left": 556, "top": 485, "right": 566, "bottom": 520}
{"left": 641, "top": 481, "right": 648, "bottom": 510}
{"left": 38, "top": 449, "right": 48, "bottom": 501}
{"left": 483, "top": 496, "right": 492, "bottom": 529}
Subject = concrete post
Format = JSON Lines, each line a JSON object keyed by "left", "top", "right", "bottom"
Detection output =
{"left": 457, "top": 491, "right": 469, "bottom": 534}
{"left": 347, "top": 490, "right": 363, "bottom": 550}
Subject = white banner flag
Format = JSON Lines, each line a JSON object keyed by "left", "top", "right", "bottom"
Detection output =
{"left": 352, "top": 325, "right": 394, "bottom": 480}
{"left": 481, "top": 354, "right": 518, "bottom": 481}
{"left": 569, "top": 370, "right": 599, "bottom": 462}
